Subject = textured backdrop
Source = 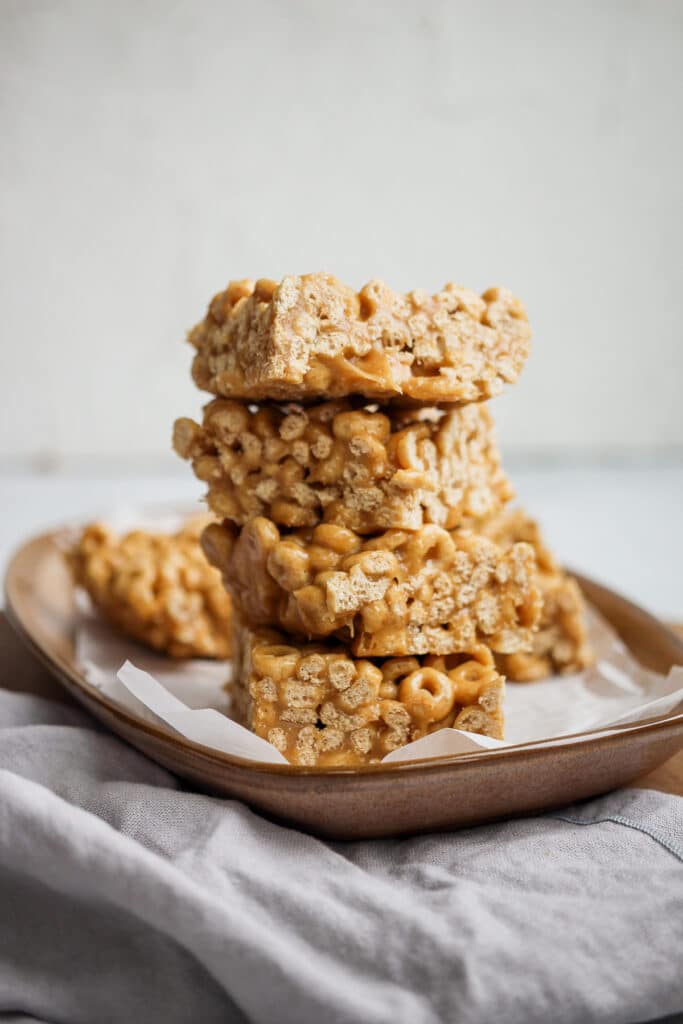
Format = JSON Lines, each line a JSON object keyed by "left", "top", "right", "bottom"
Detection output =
{"left": 1, "top": 0, "right": 682, "bottom": 463}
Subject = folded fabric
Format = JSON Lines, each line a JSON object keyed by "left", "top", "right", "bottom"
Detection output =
{"left": 0, "top": 686, "right": 681, "bottom": 1024}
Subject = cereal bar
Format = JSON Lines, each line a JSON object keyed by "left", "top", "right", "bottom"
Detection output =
{"left": 189, "top": 274, "right": 531, "bottom": 404}
{"left": 202, "top": 517, "right": 541, "bottom": 657}
{"left": 479, "top": 509, "right": 593, "bottom": 680}
{"left": 173, "top": 399, "right": 513, "bottom": 533}
{"left": 232, "top": 618, "right": 505, "bottom": 766}
{"left": 69, "top": 516, "right": 232, "bottom": 659}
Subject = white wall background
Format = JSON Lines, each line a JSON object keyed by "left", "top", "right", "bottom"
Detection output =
{"left": 1, "top": 0, "right": 682, "bottom": 466}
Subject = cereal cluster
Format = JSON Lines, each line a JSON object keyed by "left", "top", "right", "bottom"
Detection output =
{"left": 202, "top": 517, "right": 541, "bottom": 657}
{"left": 189, "top": 274, "right": 531, "bottom": 404}
{"left": 175, "top": 271, "right": 593, "bottom": 766}
{"left": 233, "top": 620, "right": 504, "bottom": 766}
{"left": 479, "top": 509, "right": 593, "bottom": 680}
{"left": 69, "top": 517, "right": 232, "bottom": 659}
{"left": 174, "top": 399, "right": 513, "bottom": 533}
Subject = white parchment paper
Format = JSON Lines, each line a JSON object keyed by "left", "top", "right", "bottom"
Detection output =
{"left": 74, "top": 602, "right": 683, "bottom": 767}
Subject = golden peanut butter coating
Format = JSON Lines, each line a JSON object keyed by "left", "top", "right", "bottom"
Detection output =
{"left": 203, "top": 518, "right": 541, "bottom": 658}
{"left": 189, "top": 274, "right": 531, "bottom": 404}
{"left": 479, "top": 509, "right": 593, "bottom": 680}
{"left": 231, "top": 618, "right": 505, "bottom": 766}
{"left": 173, "top": 399, "right": 513, "bottom": 534}
{"left": 69, "top": 516, "right": 232, "bottom": 659}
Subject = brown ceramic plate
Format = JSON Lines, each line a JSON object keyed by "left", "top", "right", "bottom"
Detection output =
{"left": 5, "top": 528, "right": 683, "bottom": 839}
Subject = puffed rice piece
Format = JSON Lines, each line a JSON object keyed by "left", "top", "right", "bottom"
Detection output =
{"left": 173, "top": 399, "right": 513, "bottom": 533}
{"left": 231, "top": 617, "right": 505, "bottom": 766}
{"left": 202, "top": 517, "right": 541, "bottom": 658}
{"left": 69, "top": 516, "right": 232, "bottom": 659}
{"left": 478, "top": 508, "right": 593, "bottom": 680}
{"left": 189, "top": 274, "right": 531, "bottom": 404}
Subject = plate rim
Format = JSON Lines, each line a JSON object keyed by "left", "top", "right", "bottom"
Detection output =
{"left": 5, "top": 527, "right": 683, "bottom": 779}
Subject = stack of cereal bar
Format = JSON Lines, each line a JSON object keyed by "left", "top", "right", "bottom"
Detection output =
{"left": 174, "top": 273, "right": 591, "bottom": 766}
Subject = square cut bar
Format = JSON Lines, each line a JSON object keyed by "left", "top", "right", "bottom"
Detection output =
{"left": 189, "top": 274, "right": 531, "bottom": 404}
{"left": 202, "top": 518, "right": 541, "bottom": 658}
{"left": 173, "top": 399, "right": 513, "bottom": 533}
{"left": 232, "top": 618, "right": 505, "bottom": 767}
{"left": 69, "top": 517, "right": 232, "bottom": 659}
{"left": 479, "top": 509, "right": 593, "bottom": 680}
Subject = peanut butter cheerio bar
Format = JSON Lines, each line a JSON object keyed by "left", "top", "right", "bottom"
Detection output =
{"left": 189, "top": 274, "right": 531, "bottom": 404}
{"left": 173, "top": 399, "right": 513, "bottom": 533}
{"left": 479, "top": 509, "right": 593, "bottom": 680}
{"left": 69, "top": 517, "right": 232, "bottom": 659}
{"left": 202, "top": 517, "right": 541, "bottom": 658}
{"left": 232, "top": 618, "right": 505, "bottom": 766}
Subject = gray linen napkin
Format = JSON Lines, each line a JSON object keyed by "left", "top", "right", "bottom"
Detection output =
{"left": 0, "top": 675, "right": 682, "bottom": 1024}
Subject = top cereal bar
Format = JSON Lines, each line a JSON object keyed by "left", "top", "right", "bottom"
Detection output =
{"left": 189, "top": 274, "right": 531, "bottom": 404}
